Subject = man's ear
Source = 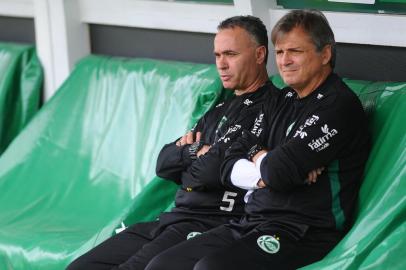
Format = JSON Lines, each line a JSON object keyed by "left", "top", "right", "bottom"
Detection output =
{"left": 256, "top": 46, "right": 267, "bottom": 64}
{"left": 321, "top": 45, "right": 332, "bottom": 66}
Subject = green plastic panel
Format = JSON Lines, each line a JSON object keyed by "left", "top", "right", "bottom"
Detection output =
{"left": 277, "top": 0, "right": 406, "bottom": 14}
{"left": 0, "top": 42, "right": 42, "bottom": 155}
{"left": 175, "top": 0, "right": 233, "bottom": 4}
{"left": 0, "top": 54, "right": 403, "bottom": 269}
{"left": 0, "top": 55, "right": 225, "bottom": 270}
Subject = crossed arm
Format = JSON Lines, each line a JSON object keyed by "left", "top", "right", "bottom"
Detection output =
{"left": 251, "top": 150, "right": 324, "bottom": 189}
{"left": 176, "top": 131, "right": 211, "bottom": 157}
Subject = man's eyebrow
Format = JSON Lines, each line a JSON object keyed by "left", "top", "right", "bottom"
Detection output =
{"left": 274, "top": 47, "right": 303, "bottom": 51}
{"left": 215, "top": 50, "right": 239, "bottom": 54}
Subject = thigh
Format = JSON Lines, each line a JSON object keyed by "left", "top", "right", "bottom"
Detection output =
{"left": 194, "top": 227, "right": 341, "bottom": 270}
{"left": 67, "top": 221, "right": 159, "bottom": 270}
{"left": 145, "top": 225, "right": 236, "bottom": 270}
{"left": 118, "top": 220, "right": 218, "bottom": 270}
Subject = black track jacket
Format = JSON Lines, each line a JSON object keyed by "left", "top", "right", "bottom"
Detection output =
{"left": 222, "top": 73, "right": 370, "bottom": 236}
{"left": 156, "top": 81, "right": 281, "bottom": 217}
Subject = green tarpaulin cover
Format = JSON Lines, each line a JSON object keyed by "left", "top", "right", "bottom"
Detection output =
{"left": 0, "top": 55, "right": 404, "bottom": 269}
{"left": 0, "top": 55, "right": 225, "bottom": 269}
{"left": 0, "top": 42, "right": 42, "bottom": 155}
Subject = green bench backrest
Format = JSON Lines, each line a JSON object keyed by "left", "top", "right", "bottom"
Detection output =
{"left": 0, "top": 42, "right": 42, "bottom": 155}
{"left": 0, "top": 55, "right": 225, "bottom": 270}
{"left": 0, "top": 59, "right": 403, "bottom": 270}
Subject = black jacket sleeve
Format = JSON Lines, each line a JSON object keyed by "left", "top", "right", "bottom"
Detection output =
{"left": 155, "top": 111, "right": 209, "bottom": 184}
{"left": 155, "top": 141, "right": 195, "bottom": 185}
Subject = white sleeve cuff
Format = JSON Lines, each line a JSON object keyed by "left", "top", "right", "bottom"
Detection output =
{"left": 254, "top": 152, "right": 267, "bottom": 175}
{"left": 230, "top": 159, "right": 261, "bottom": 190}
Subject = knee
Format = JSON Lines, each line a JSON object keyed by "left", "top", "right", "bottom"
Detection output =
{"left": 144, "top": 253, "right": 170, "bottom": 270}
{"left": 194, "top": 255, "right": 225, "bottom": 270}
{"left": 145, "top": 250, "right": 197, "bottom": 270}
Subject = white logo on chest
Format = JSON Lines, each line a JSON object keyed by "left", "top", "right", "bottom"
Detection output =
{"left": 308, "top": 124, "right": 338, "bottom": 152}
{"left": 293, "top": 115, "right": 319, "bottom": 139}
{"left": 243, "top": 99, "right": 253, "bottom": 106}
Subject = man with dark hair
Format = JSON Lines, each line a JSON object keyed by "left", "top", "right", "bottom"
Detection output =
{"left": 144, "top": 10, "right": 369, "bottom": 270}
{"left": 67, "top": 15, "right": 282, "bottom": 270}
{"left": 218, "top": 15, "right": 269, "bottom": 63}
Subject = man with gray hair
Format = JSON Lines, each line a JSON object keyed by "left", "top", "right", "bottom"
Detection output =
{"left": 144, "top": 10, "right": 369, "bottom": 270}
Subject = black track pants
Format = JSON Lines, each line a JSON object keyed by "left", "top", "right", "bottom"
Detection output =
{"left": 67, "top": 220, "right": 213, "bottom": 270}
{"left": 145, "top": 225, "right": 342, "bottom": 270}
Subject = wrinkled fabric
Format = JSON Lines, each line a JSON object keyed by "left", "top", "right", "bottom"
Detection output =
{"left": 0, "top": 55, "right": 225, "bottom": 270}
{"left": 0, "top": 42, "right": 42, "bottom": 155}
{"left": 0, "top": 54, "right": 404, "bottom": 270}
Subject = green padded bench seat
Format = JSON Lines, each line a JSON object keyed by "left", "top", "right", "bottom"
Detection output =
{"left": 0, "top": 54, "right": 404, "bottom": 269}
{"left": 0, "top": 55, "right": 226, "bottom": 270}
{"left": 272, "top": 76, "right": 406, "bottom": 270}
{"left": 0, "top": 42, "right": 43, "bottom": 155}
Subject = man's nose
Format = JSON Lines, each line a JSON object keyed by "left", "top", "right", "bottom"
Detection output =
{"left": 280, "top": 52, "right": 292, "bottom": 66}
{"left": 216, "top": 56, "right": 228, "bottom": 69}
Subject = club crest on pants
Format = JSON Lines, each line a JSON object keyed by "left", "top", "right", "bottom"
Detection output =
{"left": 187, "top": 232, "right": 202, "bottom": 240}
{"left": 257, "top": 235, "right": 280, "bottom": 254}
